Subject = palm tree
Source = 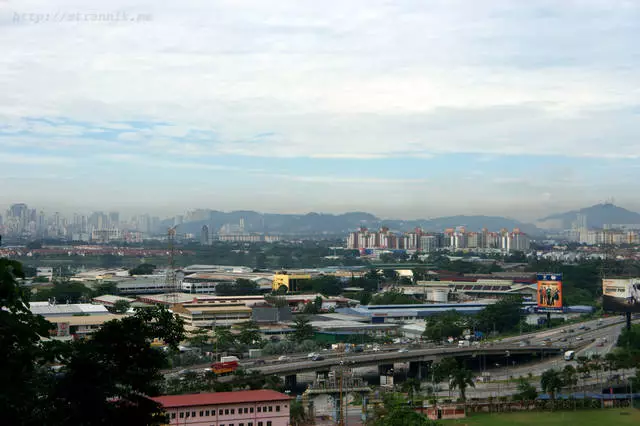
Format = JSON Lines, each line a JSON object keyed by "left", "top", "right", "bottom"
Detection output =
{"left": 604, "top": 352, "right": 618, "bottom": 381}
{"left": 401, "top": 378, "right": 421, "bottom": 404}
{"left": 590, "top": 354, "right": 603, "bottom": 388}
{"left": 540, "top": 369, "right": 564, "bottom": 401}
{"left": 449, "top": 366, "right": 475, "bottom": 401}
{"left": 290, "top": 400, "right": 308, "bottom": 426}
{"left": 562, "top": 365, "right": 578, "bottom": 394}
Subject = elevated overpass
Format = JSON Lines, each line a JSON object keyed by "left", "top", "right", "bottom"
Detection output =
{"left": 250, "top": 343, "right": 572, "bottom": 376}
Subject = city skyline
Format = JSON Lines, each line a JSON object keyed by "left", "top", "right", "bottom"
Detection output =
{"left": 3, "top": 1, "right": 640, "bottom": 219}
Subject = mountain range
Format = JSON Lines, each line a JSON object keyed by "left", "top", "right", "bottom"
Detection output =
{"left": 537, "top": 203, "right": 640, "bottom": 230}
{"left": 167, "top": 203, "right": 640, "bottom": 237}
{"left": 167, "top": 210, "right": 541, "bottom": 236}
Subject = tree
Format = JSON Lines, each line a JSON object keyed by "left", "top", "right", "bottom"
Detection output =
{"left": 475, "top": 296, "right": 523, "bottom": 334}
{"left": 448, "top": 364, "right": 475, "bottom": 401}
{"left": 237, "top": 321, "right": 263, "bottom": 347}
{"left": 215, "top": 279, "right": 261, "bottom": 296}
{"left": 186, "top": 327, "right": 211, "bottom": 350}
{"left": 423, "top": 310, "right": 466, "bottom": 343}
{"left": 370, "top": 288, "right": 419, "bottom": 305}
{"left": 290, "top": 399, "right": 310, "bottom": 426}
{"left": 514, "top": 377, "right": 538, "bottom": 401}
{"left": 129, "top": 263, "right": 156, "bottom": 276}
{"left": 0, "top": 259, "right": 53, "bottom": 425}
{"left": 370, "top": 393, "right": 437, "bottom": 426}
{"left": 401, "top": 377, "right": 421, "bottom": 403}
{"left": 561, "top": 365, "right": 578, "bottom": 393}
{"left": 46, "top": 306, "right": 185, "bottom": 425}
{"left": 31, "top": 279, "right": 93, "bottom": 304}
{"left": 112, "top": 299, "right": 131, "bottom": 314}
{"left": 540, "top": 369, "right": 564, "bottom": 400}
{"left": 291, "top": 316, "right": 314, "bottom": 344}
{"left": 212, "top": 326, "right": 237, "bottom": 352}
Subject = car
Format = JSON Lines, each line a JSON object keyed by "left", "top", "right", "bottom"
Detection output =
{"left": 575, "top": 336, "right": 583, "bottom": 341}
{"left": 372, "top": 346, "right": 381, "bottom": 352}
{"left": 253, "top": 359, "right": 266, "bottom": 365}
{"left": 596, "top": 342, "right": 604, "bottom": 347}
{"left": 311, "top": 355, "right": 324, "bottom": 361}
{"left": 307, "top": 352, "right": 319, "bottom": 358}
{"left": 584, "top": 326, "right": 591, "bottom": 331}
{"left": 568, "top": 329, "right": 575, "bottom": 333}
{"left": 398, "top": 348, "right": 409, "bottom": 353}
{"left": 277, "top": 355, "right": 289, "bottom": 362}
{"left": 560, "top": 338, "right": 568, "bottom": 342}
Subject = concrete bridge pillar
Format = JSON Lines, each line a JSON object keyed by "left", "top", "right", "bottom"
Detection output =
{"left": 284, "top": 374, "right": 297, "bottom": 389}
{"left": 408, "top": 361, "right": 430, "bottom": 379}
{"left": 378, "top": 363, "right": 394, "bottom": 376}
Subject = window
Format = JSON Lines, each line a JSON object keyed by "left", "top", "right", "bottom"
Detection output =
{"left": 276, "top": 405, "right": 280, "bottom": 412}
{"left": 225, "top": 409, "right": 229, "bottom": 415}
{"left": 200, "top": 411, "right": 204, "bottom": 417}
{"left": 220, "top": 409, "right": 223, "bottom": 415}
{"left": 192, "top": 411, "right": 196, "bottom": 417}
{"left": 257, "top": 407, "right": 261, "bottom": 413}
{"left": 258, "top": 422, "right": 263, "bottom": 426}
{"left": 249, "top": 423, "right": 253, "bottom": 426}
{"left": 171, "top": 413, "right": 176, "bottom": 419}
{"left": 240, "top": 423, "right": 244, "bottom": 426}
{"left": 185, "top": 412, "right": 190, "bottom": 418}
{"left": 206, "top": 410, "right": 210, "bottom": 416}
{"left": 231, "top": 409, "right": 235, "bottom": 415}
{"left": 250, "top": 407, "right": 254, "bottom": 413}
{"left": 267, "top": 422, "right": 272, "bottom": 426}
{"left": 244, "top": 407, "right": 249, "bottom": 414}
{"left": 180, "top": 413, "right": 185, "bottom": 419}
{"left": 268, "top": 406, "right": 272, "bottom": 412}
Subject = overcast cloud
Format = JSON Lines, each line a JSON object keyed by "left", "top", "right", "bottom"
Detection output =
{"left": 1, "top": 0, "right": 639, "bottom": 220}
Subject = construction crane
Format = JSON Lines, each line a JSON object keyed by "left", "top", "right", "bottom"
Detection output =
{"left": 165, "top": 226, "right": 181, "bottom": 305}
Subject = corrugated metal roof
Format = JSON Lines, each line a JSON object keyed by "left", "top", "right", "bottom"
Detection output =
{"left": 151, "top": 390, "right": 290, "bottom": 408}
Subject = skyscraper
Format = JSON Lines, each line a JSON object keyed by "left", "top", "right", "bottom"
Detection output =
{"left": 108, "top": 212, "right": 120, "bottom": 227}
{"left": 200, "top": 225, "right": 210, "bottom": 246}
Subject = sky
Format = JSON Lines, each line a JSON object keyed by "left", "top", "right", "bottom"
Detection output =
{"left": 1, "top": 0, "right": 640, "bottom": 221}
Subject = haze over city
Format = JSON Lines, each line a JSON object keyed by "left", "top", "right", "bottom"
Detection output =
{"left": 2, "top": 0, "right": 640, "bottom": 220}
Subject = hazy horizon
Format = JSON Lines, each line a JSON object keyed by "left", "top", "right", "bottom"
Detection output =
{"left": 0, "top": 200, "right": 634, "bottom": 224}
{"left": 2, "top": 1, "right": 640, "bottom": 220}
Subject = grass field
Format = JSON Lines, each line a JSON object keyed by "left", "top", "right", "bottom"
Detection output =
{"left": 443, "top": 409, "right": 640, "bottom": 425}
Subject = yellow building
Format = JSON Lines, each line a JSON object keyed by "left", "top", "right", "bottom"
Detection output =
{"left": 271, "top": 272, "right": 312, "bottom": 292}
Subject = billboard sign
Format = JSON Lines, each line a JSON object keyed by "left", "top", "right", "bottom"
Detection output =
{"left": 536, "top": 273, "right": 563, "bottom": 312}
{"left": 602, "top": 278, "right": 640, "bottom": 313}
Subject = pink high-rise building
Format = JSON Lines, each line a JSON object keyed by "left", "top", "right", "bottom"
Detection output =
{"left": 152, "top": 390, "right": 291, "bottom": 426}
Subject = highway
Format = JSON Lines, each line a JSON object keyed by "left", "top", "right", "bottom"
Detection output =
{"left": 164, "top": 315, "right": 632, "bottom": 379}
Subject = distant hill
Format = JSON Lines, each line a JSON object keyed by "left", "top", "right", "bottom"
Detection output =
{"left": 538, "top": 203, "right": 640, "bottom": 229}
{"left": 165, "top": 210, "right": 541, "bottom": 236}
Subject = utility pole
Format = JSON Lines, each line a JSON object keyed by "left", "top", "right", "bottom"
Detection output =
{"left": 338, "top": 369, "right": 345, "bottom": 426}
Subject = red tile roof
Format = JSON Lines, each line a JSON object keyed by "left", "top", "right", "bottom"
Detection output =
{"left": 151, "top": 390, "right": 291, "bottom": 408}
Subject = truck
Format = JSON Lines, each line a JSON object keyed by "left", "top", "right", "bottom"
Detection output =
{"left": 564, "top": 350, "right": 575, "bottom": 361}
{"left": 210, "top": 360, "right": 239, "bottom": 375}
{"left": 220, "top": 356, "right": 240, "bottom": 363}
{"left": 458, "top": 340, "right": 470, "bottom": 348}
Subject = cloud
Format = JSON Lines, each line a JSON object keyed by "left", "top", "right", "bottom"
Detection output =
{"left": 2, "top": 0, "right": 640, "bottom": 216}
{"left": 0, "top": 152, "right": 71, "bottom": 165}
